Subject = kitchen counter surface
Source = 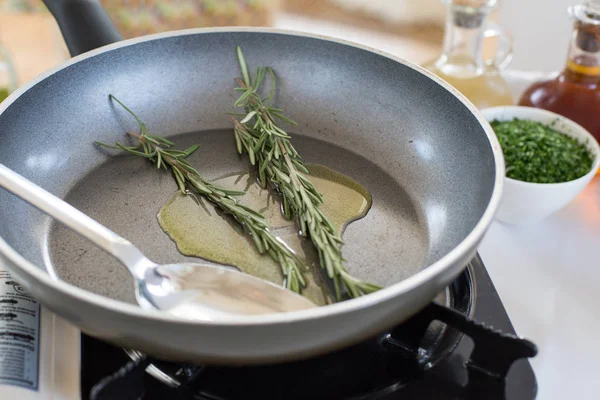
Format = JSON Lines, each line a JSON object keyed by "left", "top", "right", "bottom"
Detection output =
{"left": 479, "top": 177, "right": 599, "bottom": 400}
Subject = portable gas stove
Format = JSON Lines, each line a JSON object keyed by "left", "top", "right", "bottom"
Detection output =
{"left": 81, "top": 254, "right": 537, "bottom": 400}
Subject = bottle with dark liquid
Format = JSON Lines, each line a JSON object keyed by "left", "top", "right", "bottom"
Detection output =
{"left": 519, "top": 0, "right": 600, "bottom": 144}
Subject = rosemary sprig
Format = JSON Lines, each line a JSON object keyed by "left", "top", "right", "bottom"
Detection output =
{"left": 231, "top": 47, "right": 381, "bottom": 299}
{"left": 95, "top": 95, "right": 307, "bottom": 293}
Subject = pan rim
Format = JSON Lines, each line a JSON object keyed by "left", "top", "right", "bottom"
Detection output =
{"left": 0, "top": 26, "right": 505, "bottom": 326}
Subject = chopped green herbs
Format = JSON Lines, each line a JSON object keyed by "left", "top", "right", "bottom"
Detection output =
{"left": 490, "top": 118, "right": 594, "bottom": 183}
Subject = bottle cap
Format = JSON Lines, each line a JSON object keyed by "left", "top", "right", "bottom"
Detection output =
{"left": 446, "top": 0, "right": 497, "bottom": 28}
{"left": 569, "top": 0, "right": 600, "bottom": 25}
{"left": 570, "top": 1, "right": 600, "bottom": 52}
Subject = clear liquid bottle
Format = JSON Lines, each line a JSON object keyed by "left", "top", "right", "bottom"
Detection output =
{"left": 422, "top": 0, "right": 514, "bottom": 109}
{"left": 519, "top": 0, "right": 600, "bottom": 144}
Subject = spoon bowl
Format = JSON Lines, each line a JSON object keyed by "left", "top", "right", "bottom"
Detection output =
{"left": 138, "top": 262, "right": 316, "bottom": 320}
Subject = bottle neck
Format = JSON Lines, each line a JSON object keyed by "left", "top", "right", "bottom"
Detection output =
{"left": 436, "top": 4, "right": 489, "bottom": 78}
{"left": 564, "top": 21, "right": 600, "bottom": 84}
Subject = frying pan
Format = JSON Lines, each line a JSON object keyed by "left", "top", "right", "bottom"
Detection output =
{"left": 0, "top": 0, "right": 504, "bottom": 364}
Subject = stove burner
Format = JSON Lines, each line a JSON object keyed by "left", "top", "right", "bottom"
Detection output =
{"left": 128, "top": 263, "right": 475, "bottom": 393}
{"left": 83, "top": 255, "right": 538, "bottom": 400}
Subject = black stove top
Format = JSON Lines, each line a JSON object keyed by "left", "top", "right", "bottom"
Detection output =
{"left": 81, "top": 255, "right": 537, "bottom": 400}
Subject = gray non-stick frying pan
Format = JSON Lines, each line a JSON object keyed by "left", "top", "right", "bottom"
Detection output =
{"left": 0, "top": 0, "right": 503, "bottom": 364}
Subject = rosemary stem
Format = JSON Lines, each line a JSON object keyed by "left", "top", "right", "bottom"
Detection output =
{"left": 231, "top": 46, "right": 381, "bottom": 299}
{"left": 96, "top": 97, "right": 308, "bottom": 293}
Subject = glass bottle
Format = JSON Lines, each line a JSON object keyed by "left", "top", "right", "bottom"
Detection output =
{"left": 0, "top": 41, "right": 17, "bottom": 103}
{"left": 422, "top": 0, "right": 514, "bottom": 108}
{"left": 519, "top": 0, "right": 600, "bottom": 144}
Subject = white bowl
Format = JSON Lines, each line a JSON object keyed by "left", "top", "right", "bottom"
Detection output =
{"left": 481, "top": 106, "right": 600, "bottom": 226}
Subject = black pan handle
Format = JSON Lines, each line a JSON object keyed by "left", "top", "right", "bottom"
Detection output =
{"left": 43, "top": 0, "right": 123, "bottom": 57}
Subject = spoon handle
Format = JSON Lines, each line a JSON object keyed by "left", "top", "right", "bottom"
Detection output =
{"left": 0, "top": 164, "right": 152, "bottom": 276}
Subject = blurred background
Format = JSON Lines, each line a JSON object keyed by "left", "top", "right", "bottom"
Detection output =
{"left": 0, "top": 3, "right": 597, "bottom": 399}
{"left": 0, "top": 0, "right": 576, "bottom": 88}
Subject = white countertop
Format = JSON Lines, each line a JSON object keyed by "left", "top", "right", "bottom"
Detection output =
{"left": 275, "top": 12, "right": 600, "bottom": 400}
{"left": 480, "top": 177, "right": 600, "bottom": 400}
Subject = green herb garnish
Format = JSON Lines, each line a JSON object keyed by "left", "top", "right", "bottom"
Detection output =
{"left": 491, "top": 118, "right": 594, "bottom": 183}
{"left": 0, "top": 88, "right": 10, "bottom": 103}
{"left": 231, "top": 47, "right": 381, "bottom": 300}
{"left": 95, "top": 95, "right": 307, "bottom": 293}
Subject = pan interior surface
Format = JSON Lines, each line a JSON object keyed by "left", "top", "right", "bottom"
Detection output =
{"left": 0, "top": 30, "right": 496, "bottom": 310}
{"left": 48, "top": 130, "right": 427, "bottom": 304}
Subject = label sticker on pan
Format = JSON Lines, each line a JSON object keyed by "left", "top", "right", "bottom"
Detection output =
{"left": 0, "top": 269, "right": 39, "bottom": 390}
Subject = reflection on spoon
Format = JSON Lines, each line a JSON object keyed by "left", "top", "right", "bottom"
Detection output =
{"left": 142, "top": 263, "right": 317, "bottom": 321}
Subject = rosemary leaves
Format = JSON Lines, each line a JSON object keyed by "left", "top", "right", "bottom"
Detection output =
{"left": 95, "top": 95, "right": 307, "bottom": 293}
{"left": 231, "top": 47, "right": 381, "bottom": 299}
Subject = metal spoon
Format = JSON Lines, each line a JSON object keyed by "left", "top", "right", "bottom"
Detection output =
{"left": 0, "top": 164, "right": 316, "bottom": 320}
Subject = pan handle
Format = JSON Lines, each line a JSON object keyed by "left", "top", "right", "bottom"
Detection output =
{"left": 43, "top": 0, "right": 123, "bottom": 57}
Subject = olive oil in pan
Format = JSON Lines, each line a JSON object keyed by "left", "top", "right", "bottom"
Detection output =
{"left": 157, "top": 164, "right": 372, "bottom": 305}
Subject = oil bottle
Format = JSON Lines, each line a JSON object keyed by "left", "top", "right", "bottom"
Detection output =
{"left": 519, "top": 0, "right": 600, "bottom": 144}
{"left": 422, "top": 0, "right": 514, "bottom": 108}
